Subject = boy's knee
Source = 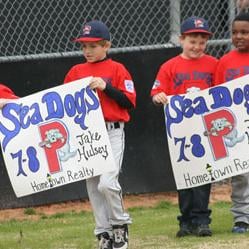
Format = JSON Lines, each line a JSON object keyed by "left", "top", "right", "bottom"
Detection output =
{"left": 98, "top": 179, "right": 109, "bottom": 194}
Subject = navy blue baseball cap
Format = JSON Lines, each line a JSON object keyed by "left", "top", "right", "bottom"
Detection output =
{"left": 74, "top": 20, "right": 110, "bottom": 42}
{"left": 180, "top": 17, "right": 212, "bottom": 35}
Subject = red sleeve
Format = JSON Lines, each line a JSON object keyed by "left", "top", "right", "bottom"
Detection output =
{"left": 214, "top": 60, "right": 226, "bottom": 85}
{"left": 0, "top": 84, "right": 18, "bottom": 99}
{"left": 115, "top": 64, "right": 136, "bottom": 107}
{"left": 150, "top": 63, "right": 171, "bottom": 96}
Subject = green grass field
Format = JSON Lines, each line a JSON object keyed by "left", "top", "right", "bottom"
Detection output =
{"left": 0, "top": 201, "right": 249, "bottom": 249}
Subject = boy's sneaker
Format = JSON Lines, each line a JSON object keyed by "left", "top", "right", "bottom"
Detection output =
{"left": 97, "top": 232, "right": 112, "bottom": 249}
{"left": 113, "top": 224, "right": 128, "bottom": 249}
{"left": 192, "top": 224, "right": 212, "bottom": 237}
{"left": 232, "top": 222, "right": 249, "bottom": 233}
{"left": 176, "top": 223, "right": 192, "bottom": 237}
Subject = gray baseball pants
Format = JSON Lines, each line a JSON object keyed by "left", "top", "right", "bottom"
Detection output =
{"left": 86, "top": 122, "right": 132, "bottom": 236}
{"left": 231, "top": 172, "right": 249, "bottom": 224}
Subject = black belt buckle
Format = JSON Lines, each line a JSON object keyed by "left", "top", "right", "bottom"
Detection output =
{"left": 106, "top": 122, "right": 120, "bottom": 130}
{"left": 114, "top": 122, "right": 120, "bottom": 129}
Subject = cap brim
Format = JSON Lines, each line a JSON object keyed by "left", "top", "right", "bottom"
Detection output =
{"left": 182, "top": 29, "right": 212, "bottom": 35}
{"left": 73, "top": 37, "right": 104, "bottom": 42}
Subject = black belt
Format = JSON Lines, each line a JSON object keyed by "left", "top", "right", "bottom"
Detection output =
{"left": 106, "top": 122, "right": 120, "bottom": 130}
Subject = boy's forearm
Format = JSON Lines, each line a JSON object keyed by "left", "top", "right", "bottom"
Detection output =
{"left": 103, "top": 83, "right": 134, "bottom": 109}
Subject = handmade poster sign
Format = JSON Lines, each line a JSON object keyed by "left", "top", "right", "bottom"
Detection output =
{"left": 165, "top": 74, "right": 249, "bottom": 189}
{"left": 0, "top": 77, "right": 115, "bottom": 197}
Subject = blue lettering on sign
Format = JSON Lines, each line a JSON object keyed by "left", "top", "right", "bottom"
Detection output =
{"left": 165, "top": 95, "right": 184, "bottom": 138}
{"left": 209, "top": 86, "right": 232, "bottom": 109}
{"left": 174, "top": 134, "right": 206, "bottom": 161}
{"left": 165, "top": 95, "right": 209, "bottom": 138}
{"left": 243, "top": 85, "right": 249, "bottom": 114}
{"left": 174, "top": 137, "right": 190, "bottom": 162}
{"left": 42, "top": 92, "right": 64, "bottom": 120}
{"left": 165, "top": 84, "right": 249, "bottom": 138}
{"left": 233, "top": 88, "right": 244, "bottom": 105}
{"left": 0, "top": 103, "right": 26, "bottom": 151}
{"left": 11, "top": 146, "right": 40, "bottom": 176}
{"left": 191, "top": 134, "right": 205, "bottom": 157}
{"left": 0, "top": 86, "right": 99, "bottom": 151}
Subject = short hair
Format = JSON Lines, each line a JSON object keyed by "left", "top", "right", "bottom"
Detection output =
{"left": 233, "top": 11, "right": 249, "bottom": 22}
{"left": 181, "top": 32, "right": 210, "bottom": 39}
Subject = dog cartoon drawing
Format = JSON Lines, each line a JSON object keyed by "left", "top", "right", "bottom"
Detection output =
{"left": 204, "top": 117, "right": 244, "bottom": 147}
{"left": 209, "top": 118, "right": 233, "bottom": 136}
{"left": 39, "top": 128, "right": 77, "bottom": 161}
{"left": 39, "top": 129, "right": 65, "bottom": 148}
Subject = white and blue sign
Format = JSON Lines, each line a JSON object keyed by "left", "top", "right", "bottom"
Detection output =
{"left": 165, "top": 74, "right": 249, "bottom": 189}
{"left": 0, "top": 77, "right": 115, "bottom": 197}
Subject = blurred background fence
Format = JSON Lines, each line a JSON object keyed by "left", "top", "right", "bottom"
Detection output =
{"left": 0, "top": 0, "right": 246, "bottom": 62}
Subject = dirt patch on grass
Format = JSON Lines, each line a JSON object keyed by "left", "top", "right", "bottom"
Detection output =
{"left": 0, "top": 183, "right": 231, "bottom": 221}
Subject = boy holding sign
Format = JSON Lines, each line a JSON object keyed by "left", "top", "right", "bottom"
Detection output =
{"left": 151, "top": 17, "right": 217, "bottom": 237}
{"left": 64, "top": 21, "right": 136, "bottom": 249}
{"left": 215, "top": 12, "right": 249, "bottom": 233}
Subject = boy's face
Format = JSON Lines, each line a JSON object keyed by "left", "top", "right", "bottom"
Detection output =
{"left": 179, "top": 33, "right": 209, "bottom": 59}
{"left": 232, "top": 20, "right": 249, "bottom": 52}
{"left": 81, "top": 41, "right": 110, "bottom": 63}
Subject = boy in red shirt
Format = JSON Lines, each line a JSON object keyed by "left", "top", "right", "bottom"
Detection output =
{"left": 151, "top": 17, "right": 217, "bottom": 237}
{"left": 64, "top": 20, "right": 136, "bottom": 249}
{"left": 0, "top": 83, "right": 18, "bottom": 108}
{"left": 215, "top": 12, "right": 249, "bottom": 233}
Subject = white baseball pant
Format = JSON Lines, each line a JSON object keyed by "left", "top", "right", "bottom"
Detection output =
{"left": 86, "top": 122, "right": 132, "bottom": 236}
{"left": 231, "top": 172, "right": 249, "bottom": 224}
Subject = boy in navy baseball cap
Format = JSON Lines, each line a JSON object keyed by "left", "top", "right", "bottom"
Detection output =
{"left": 64, "top": 20, "right": 136, "bottom": 249}
{"left": 74, "top": 20, "right": 111, "bottom": 42}
{"left": 151, "top": 16, "right": 217, "bottom": 238}
{"left": 214, "top": 11, "right": 249, "bottom": 234}
{"left": 180, "top": 16, "right": 212, "bottom": 35}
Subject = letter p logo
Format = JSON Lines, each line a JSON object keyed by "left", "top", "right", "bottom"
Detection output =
{"left": 203, "top": 109, "right": 235, "bottom": 160}
{"left": 38, "top": 121, "right": 68, "bottom": 173}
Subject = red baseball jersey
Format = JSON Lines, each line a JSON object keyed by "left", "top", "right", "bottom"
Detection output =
{"left": 214, "top": 50, "right": 249, "bottom": 85}
{"left": 151, "top": 55, "right": 218, "bottom": 96}
{"left": 0, "top": 84, "right": 18, "bottom": 99}
{"left": 64, "top": 58, "right": 136, "bottom": 122}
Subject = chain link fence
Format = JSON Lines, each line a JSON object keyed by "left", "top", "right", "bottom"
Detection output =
{"left": 0, "top": 0, "right": 243, "bottom": 62}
